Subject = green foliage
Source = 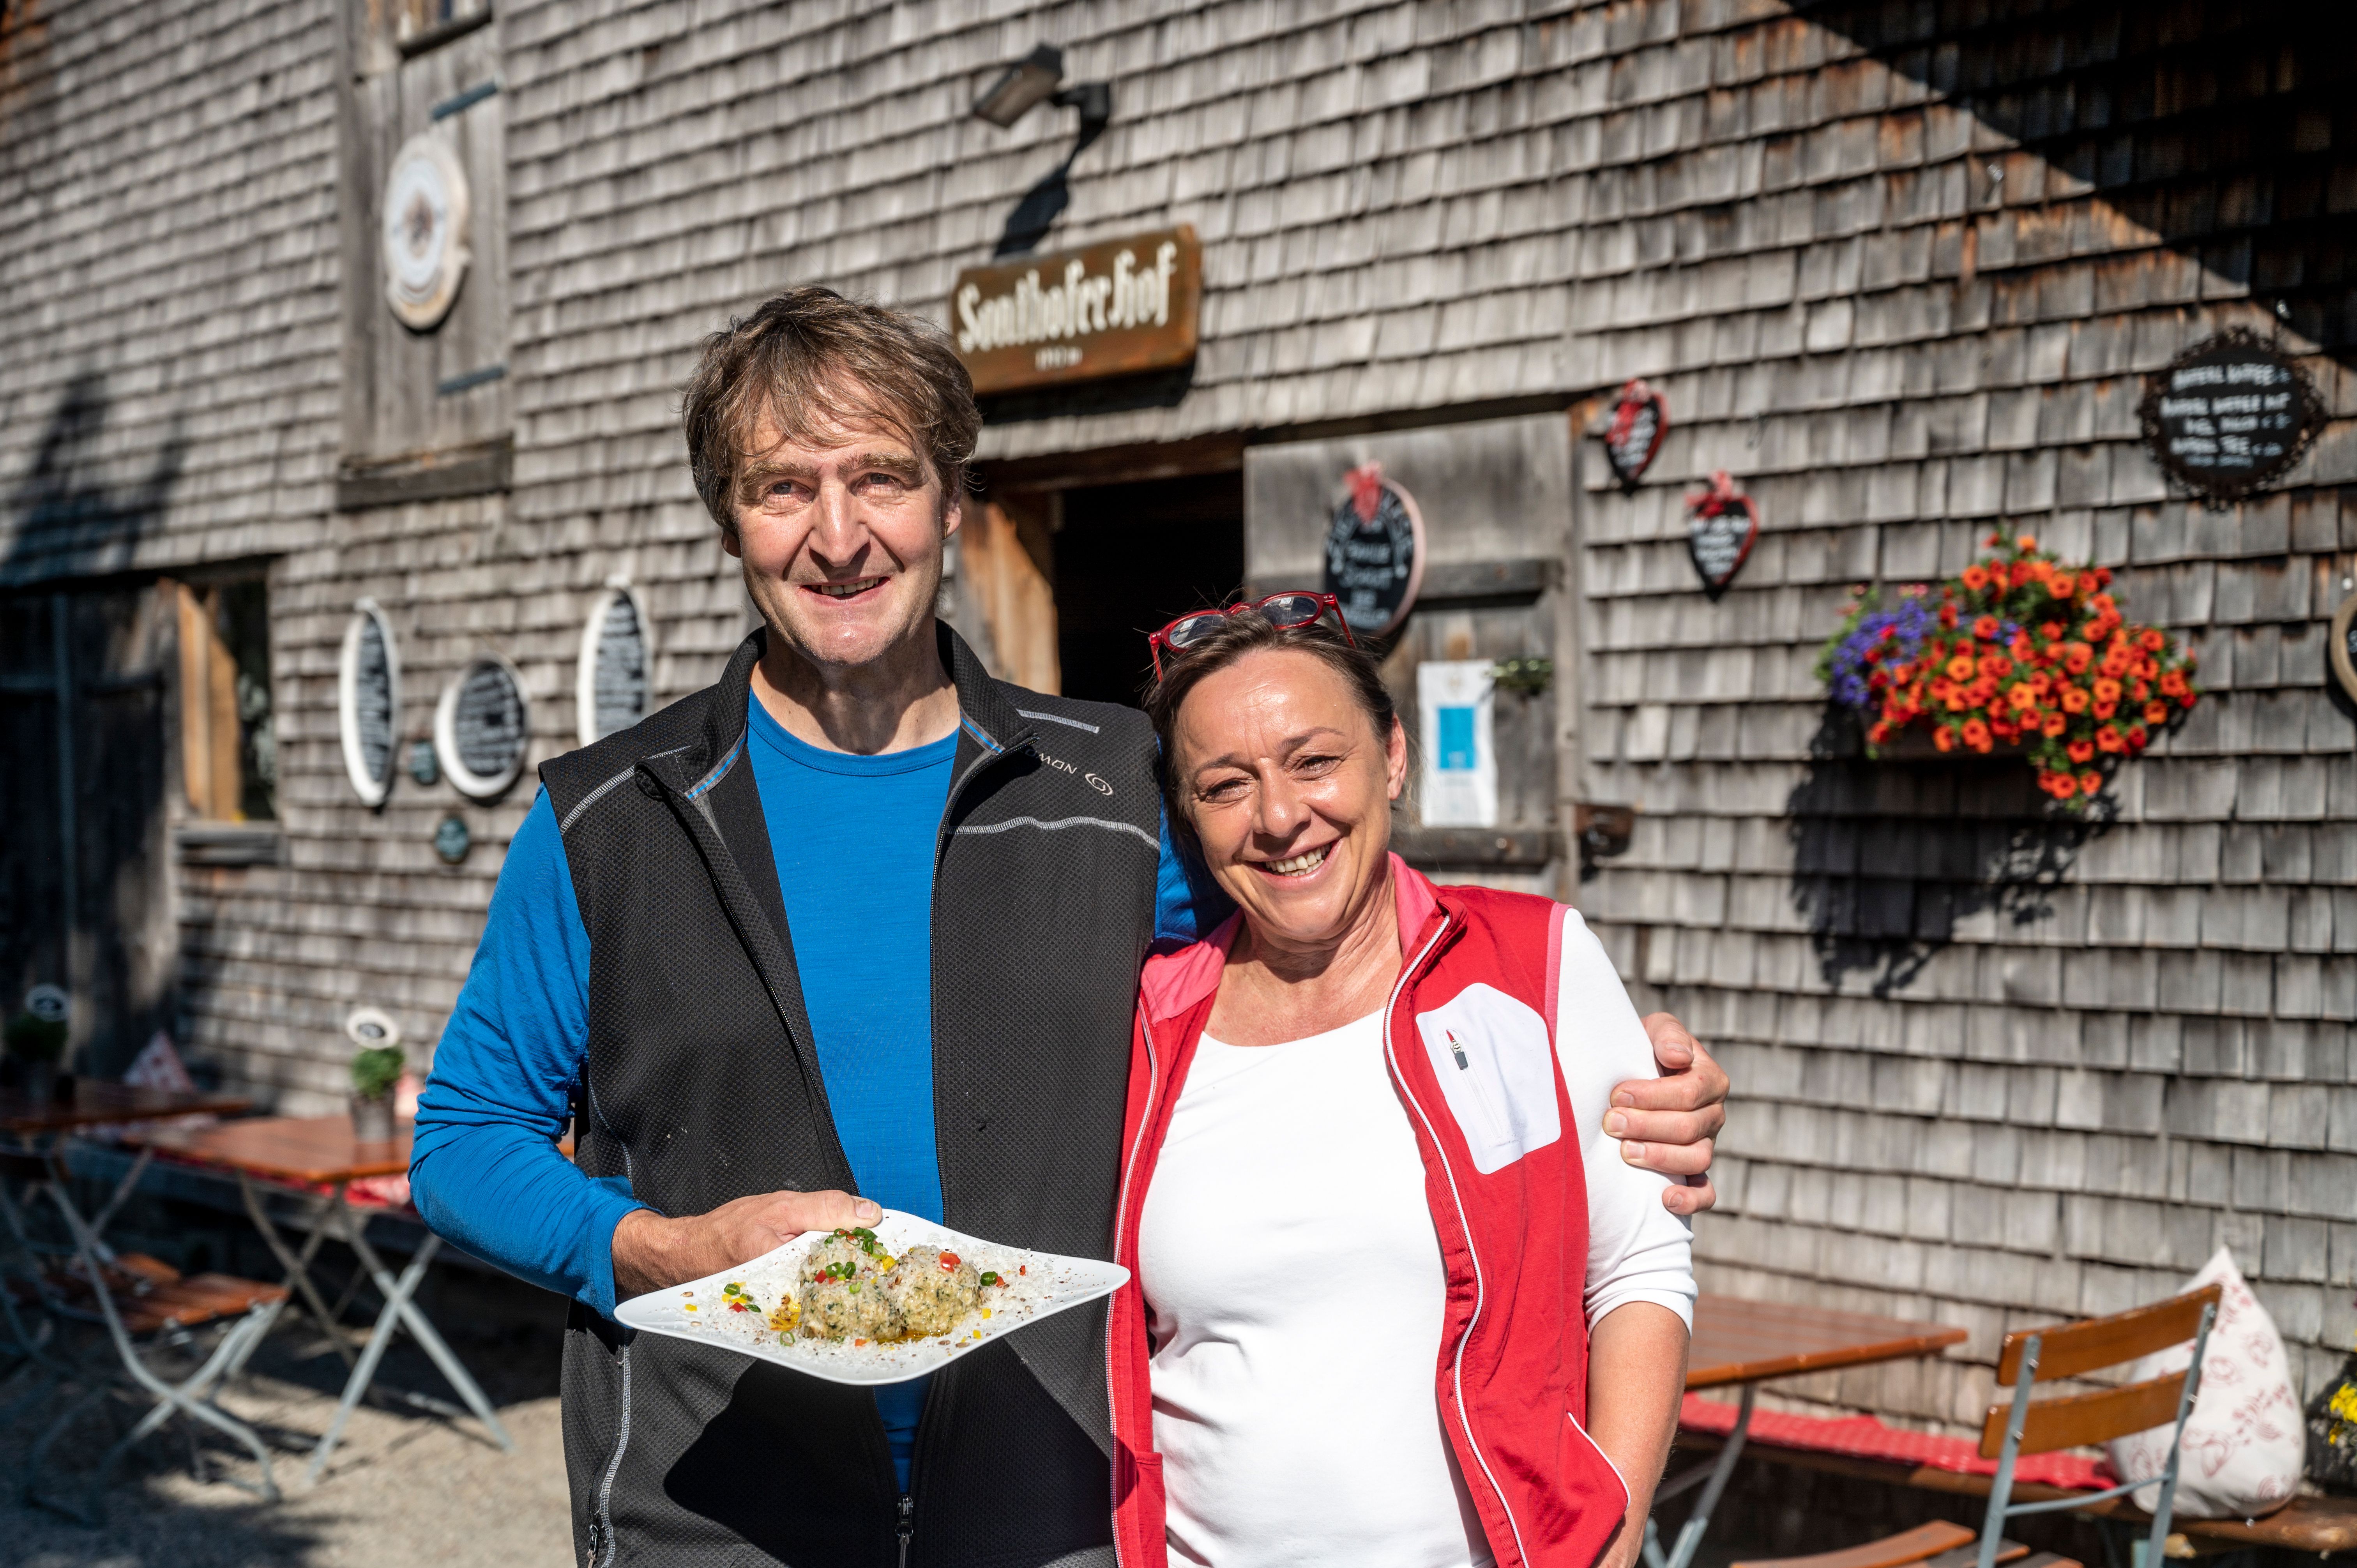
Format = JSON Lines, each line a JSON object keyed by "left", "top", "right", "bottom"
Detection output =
{"left": 1491, "top": 656, "right": 1554, "bottom": 697}
{"left": 5, "top": 1011, "right": 67, "bottom": 1064}
{"left": 351, "top": 1044, "right": 406, "bottom": 1101}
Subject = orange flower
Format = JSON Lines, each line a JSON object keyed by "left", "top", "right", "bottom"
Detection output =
{"left": 2048, "top": 772, "right": 2079, "bottom": 799}
{"left": 2016, "top": 535, "right": 2037, "bottom": 552}
{"left": 2093, "top": 677, "right": 2123, "bottom": 705}
{"left": 2094, "top": 700, "right": 2117, "bottom": 721}
{"left": 2008, "top": 684, "right": 2039, "bottom": 712}
{"left": 2144, "top": 702, "right": 2168, "bottom": 726}
{"left": 1962, "top": 565, "right": 1991, "bottom": 592}
{"left": 2067, "top": 739, "right": 2095, "bottom": 764}
{"left": 2012, "top": 562, "right": 2036, "bottom": 588}
{"left": 2079, "top": 770, "right": 2102, "bottom": 796}
{"left": 2093, "top": 567, "right": 2113, "bottom": 587}
{"left": 2049, "top": 572, "right": 2076, "bottom": 598}
{"left": 1946, "top": 655, "right": 1975, "bottom": 682}
{"left": 2126, "top": 726, "right": 2148, "bottom": 750}
{"left": 1934, "top": 726, "right": 1957, "bottom": 752}
{"left": 2061, "top": 687, "right": 2090, "bottom": 714}
{"left": 1982, "top": 653, "right": 2014, "bottom": 678}
{"left": 2096, "top": 725, "right": 2124, "bottom": 754}
{"left": 1962, "top": 719, "right": 1992, "bottom": 752}
{"left": 2180, "top": 691, "right": 2198, "bottom": 708}
{"left": 1868, "top": 720, "right": 1891, "bottom": 744}
{"left": 2139, "top": 629, "right": 2164, "bottom": 652}
{"left": 2063, "top": 642, "right": 2093, "bottom": 673}
{"left": 2039, "top": 621, "right": 2064, "bottom": 641}
{"left": 2042, "top": 711, "right": 2067, "bottom": 737}
{"left": 1938, "top": 602, "right": 1958, "bottom": 629}
{"left": 1973, "top": 614, "right": 2000, "bottom": 640}
{"left": 2160, "top": 670, "right": 2188, "bottom": 697}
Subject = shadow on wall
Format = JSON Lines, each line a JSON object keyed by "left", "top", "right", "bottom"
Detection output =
{"left": 1786, "top": 711, "right": 2110, "bottom": 997}
{"left": 1798, "top": 0, "right": 2357, "bottom": 374}
{"left": 1, "top": 371, "right": 188, "bottom": 1071}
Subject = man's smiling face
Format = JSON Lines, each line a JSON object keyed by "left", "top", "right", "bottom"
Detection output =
{"left": 723, "top": 397, "right": 960, "bottom": 674}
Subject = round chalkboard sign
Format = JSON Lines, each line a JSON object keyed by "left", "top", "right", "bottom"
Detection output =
{"left": 2330, "top": 592, "right": 2357, "bottom": 708}
{"left": 1321, "top": 462, "right": 1426, "bottom": 638}
{"left": 1603, "top": 378, "right": 1669, "bottom": 489}
{"left": 576, "top": 585, "right": 653, "bottom": 744}
{"left": 434, "top": 655, "right": 530, "bottom": 801}
{"left": 1686, "top": 471, "right": 1759, "bottom": 601}
{"left": 338, "top": 601, "right": 402, "bottom": 807}
{"left": 2138, "top": 328, "right": 2324, "bottom": 505}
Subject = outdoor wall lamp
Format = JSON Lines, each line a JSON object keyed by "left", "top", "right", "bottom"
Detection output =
{"left": 973, "top": 44, "right": 1114, "bottom": 257}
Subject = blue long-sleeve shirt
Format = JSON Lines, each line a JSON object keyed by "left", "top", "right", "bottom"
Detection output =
{"left": 409, "top": 733, "right": 1221, "bottom": 1320}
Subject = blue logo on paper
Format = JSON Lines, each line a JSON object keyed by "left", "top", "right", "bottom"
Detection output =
{"left": 1438, "top": 707, "right": 1476, "bottom": 771}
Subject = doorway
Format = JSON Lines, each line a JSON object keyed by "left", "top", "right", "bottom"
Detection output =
{"left": 1049, "top": 470, "right": 1245, "bottom": 706}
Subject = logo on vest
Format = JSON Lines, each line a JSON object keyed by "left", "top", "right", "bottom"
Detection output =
{"left": 1037, "top": 751, "right": 1116, "bottom": 798}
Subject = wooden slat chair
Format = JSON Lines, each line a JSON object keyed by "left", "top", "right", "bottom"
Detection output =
{"left": 1733, "top": 1285, "right": 2223, "bottom": 1568}
{"left": 0, "top": 1149, "right": 291, "bottom": 1521}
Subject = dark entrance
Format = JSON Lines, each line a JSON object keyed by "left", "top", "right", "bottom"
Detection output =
{"left": 1049, "top": 470, "right": 1244, "bottom": 706}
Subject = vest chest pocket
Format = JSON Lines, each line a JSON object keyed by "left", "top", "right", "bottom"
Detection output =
{"left": 1413, "top": 984, "right": 1563, "bottom": 1174}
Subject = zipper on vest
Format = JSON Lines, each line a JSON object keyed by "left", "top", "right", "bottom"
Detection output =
{"left": 897, "top": 1492, "right": 914, "bottom": 1568}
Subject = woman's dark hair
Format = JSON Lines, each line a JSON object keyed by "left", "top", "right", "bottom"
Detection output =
{"left": 1143, "top": 607, "right": 1402, "bottom": 840}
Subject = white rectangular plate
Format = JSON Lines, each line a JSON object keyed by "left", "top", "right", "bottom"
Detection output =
{"left": 612, "top": 1210, "right": 1129, "bottom": 1386}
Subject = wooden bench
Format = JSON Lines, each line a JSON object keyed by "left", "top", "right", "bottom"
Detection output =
{"left": 1676, "top": 1402, "right": 2357, "bottom": 1557}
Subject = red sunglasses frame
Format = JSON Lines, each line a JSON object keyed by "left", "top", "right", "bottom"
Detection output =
{"left": 1146, "top": 591, "right": 1357, "bottom": 680}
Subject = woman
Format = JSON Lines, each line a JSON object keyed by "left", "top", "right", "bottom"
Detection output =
{"left": 1106, "top": 595, "right": 1694, "bottom": 1568}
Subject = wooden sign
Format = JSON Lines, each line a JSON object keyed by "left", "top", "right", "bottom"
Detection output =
{"left": 951, "top": 226, "right": 1201, "bottom": 395}
{"left": 435, "top": 654, "right": 529, "bottom": 801}
{"left": 2138, "top": 328, "right": 2324, "bottom": 504}
{"left": 381, "top": 132, "right": 471, "bottom": 332}
{"left": 1603, "top": 378, "right": 1668, "bottom": 488}
{"left": 577, "top": 585, "right": 652, "bottom": 744}
{"left": 1686, "top": 471, "right": 1758, "bottom": 600}
{"left": 1322, "top": 462, "right": 1426, "bottom": 637}
{"left": 338, "top": 601, "right": 401, "bottom": 806}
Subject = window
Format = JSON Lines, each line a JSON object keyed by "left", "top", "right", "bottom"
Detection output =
{"left": 173, "top": 579, "right": 275, "bottom": 823}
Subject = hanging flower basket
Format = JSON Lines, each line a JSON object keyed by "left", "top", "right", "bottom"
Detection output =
{"left": 1815, "top": 533, "right": 2202, "bottom": 809}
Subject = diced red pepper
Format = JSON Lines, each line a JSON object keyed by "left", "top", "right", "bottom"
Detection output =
{"left": 939, "top": 1252, "right": 960, "bottom": 1270}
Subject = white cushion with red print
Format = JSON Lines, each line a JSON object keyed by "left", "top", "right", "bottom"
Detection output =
{"left": 2106, "top": 1246, "right": 2303, "bottom": 1520}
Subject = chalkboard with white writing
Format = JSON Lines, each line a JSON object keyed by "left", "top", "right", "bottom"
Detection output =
{"left": 337, "top": 603, "right": 401, "bottom": 807}
{"left": 1321, "top": 463, "right": 1426, "bottom": 637}
{"left": 2138, "top": 328, "right": 2323, "bottom": 505}
{"left": 435, "top": 655, "right": 530, "bottom": 800}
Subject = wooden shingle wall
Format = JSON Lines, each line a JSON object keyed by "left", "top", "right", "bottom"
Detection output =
{"left": 1, "top": 0, "right": 2348, "bottom": 1435}
{"left": 1555, "top": 0, "right": 2357, "bottom": 1429}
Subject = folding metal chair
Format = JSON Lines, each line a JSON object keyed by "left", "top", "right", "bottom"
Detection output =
{"left": 0, "top": 1150, "right": 78, "bottom": 1424}
{"left": 1, "top": 1148, "right": 292, "bottom": 1521}
{"left": 1731, "top": 1284, "right": 2223, "bottom": 1568}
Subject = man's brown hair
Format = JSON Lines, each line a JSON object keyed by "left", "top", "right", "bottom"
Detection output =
{"left": 682, "top": 286, "right": 981, "bottom": 531}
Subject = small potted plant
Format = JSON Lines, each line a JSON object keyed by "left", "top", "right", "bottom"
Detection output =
{"left": 5, "top": 1008, "right": 69, "bottom": 1104}
{"left": 1816, "top": 533, "right": 2200, "bottom": 809}
{"left": 350, "top": 1043, "right": 406, "bottom": 1142}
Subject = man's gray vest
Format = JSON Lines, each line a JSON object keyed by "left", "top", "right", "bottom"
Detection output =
{"left": 539, "top": 625, "right": 1162, "bottom": 1568}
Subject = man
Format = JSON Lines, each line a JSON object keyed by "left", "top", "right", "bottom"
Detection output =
{"left": 410, "top": 288, "right": 1727, "bottom": 1567}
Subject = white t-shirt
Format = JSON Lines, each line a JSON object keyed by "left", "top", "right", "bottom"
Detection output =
{"left": 1138, "top": 913, "right": 1695, "bottom": 1568}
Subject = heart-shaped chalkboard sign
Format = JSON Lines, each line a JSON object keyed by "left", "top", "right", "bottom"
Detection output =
{"left": 1686, "top": 471, "right": 1758, "bottom": 600}
{"left": 1603, "top": 378, "right": 1668, "bottom": 489}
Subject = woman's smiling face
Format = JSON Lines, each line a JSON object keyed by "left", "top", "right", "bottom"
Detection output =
{"left": 1169, "top": 648, "right": 1407, "bottom": 954}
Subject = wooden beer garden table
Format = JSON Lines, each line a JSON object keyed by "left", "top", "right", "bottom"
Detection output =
{"left": 122, "top": 1113, "right": 515, "bottom": 1480}
{"left": 1645, "top": 1295, "right": 1970, "bottom": 1568}
{"left": 0, "top": 1082, "right": 256, "bottom": 1252}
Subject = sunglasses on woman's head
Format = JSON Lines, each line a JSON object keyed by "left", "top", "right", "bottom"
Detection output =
{"left": 1146, "top": 592, "right": 1356, "bottom": 680}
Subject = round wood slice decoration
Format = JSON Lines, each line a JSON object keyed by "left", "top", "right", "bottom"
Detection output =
{"left": 338, "top": 601, "right": 402, "bottom": 807}
{"left": 1321, "top": 461, "right": 1426, "bottom": 638}
{"left": 2330, "top": 592, "right": 2357, "bottom": 708}
{"left": 2137, "top": 327, "right": 2324, "bottom": 505}
{"left": 577, "top": 585, "right": 653, "bottom": 744}
{"left": 1686, "top": 471, "right": 1759, "bottom": 601}
{"left": 435, "top": 654, "right": 530, "bottom": 801}
{"left": 382, "top": 132, "right": 472, "bottom": 332}
{"left": 1603, "top": 378, "right": 1669, "bottom": 489}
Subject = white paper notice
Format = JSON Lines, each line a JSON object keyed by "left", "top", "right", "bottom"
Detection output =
{"left": 1417, "top": 660, "right": 1497, "bottom": 828}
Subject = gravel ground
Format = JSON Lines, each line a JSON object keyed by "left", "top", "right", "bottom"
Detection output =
{"left": 0, "top": 1265, "right": 575, "bottom": 1568}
